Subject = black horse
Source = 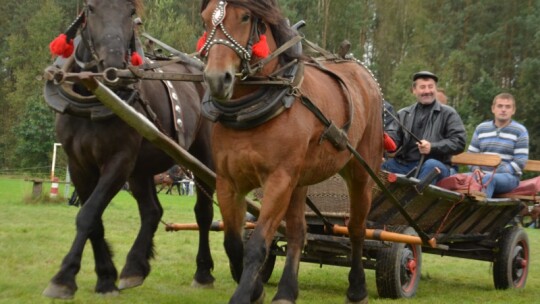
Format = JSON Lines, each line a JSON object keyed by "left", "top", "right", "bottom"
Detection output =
{"left": 43, "top": 0, "right": 215, "bottom": 299}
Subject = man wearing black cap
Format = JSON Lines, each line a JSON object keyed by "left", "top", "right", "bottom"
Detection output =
{"left": 382, "top": 71, "right": 466, "bottom": 183}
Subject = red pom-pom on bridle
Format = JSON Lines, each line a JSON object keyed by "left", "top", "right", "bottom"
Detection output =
{"left": 131, "top": 51, "right": 143, "bottom": 66}
{"left": 49, "top": 33, "right": 74, "bottom": 58}
{"left": 196, "top": 32, "right": 208, "bottom": 53}
{"left": 252, "top": 34, "right": 270, "bottom": 58}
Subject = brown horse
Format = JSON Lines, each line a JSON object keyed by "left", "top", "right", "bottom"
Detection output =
{"left": 154, "top": 171, "right": 175, "bottom": 193}
{"left": 154, "top": 165, "right": 189, "bottom": 194}
{"left": 42, "top": 0, "right": 215, "bottom": 299}
{"left": 200, "top": 0, "right": 383, "bottom": 303}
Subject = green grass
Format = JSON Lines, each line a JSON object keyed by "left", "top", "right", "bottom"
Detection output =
{"left": 0, "top": 176, "right": 539, "bottom": 303}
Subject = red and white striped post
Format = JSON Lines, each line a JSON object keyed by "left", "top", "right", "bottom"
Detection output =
{"left": 50, "top": 177, "right": 59, "bottom": 198}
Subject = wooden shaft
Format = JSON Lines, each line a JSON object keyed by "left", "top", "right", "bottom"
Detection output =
{"left": 332, "top": 225, "right": 437, "bottom": 248}
{"left": 166, "top": 221, "right": 256, "bottom": 232}
{"left": 168, "top": 221, "right": 437, "bottom": 248}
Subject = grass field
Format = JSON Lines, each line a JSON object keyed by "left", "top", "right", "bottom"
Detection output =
{"left": 0, "top": 176, "right": 539, "bottom": 303}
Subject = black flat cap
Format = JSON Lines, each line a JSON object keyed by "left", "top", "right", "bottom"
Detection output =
{"left": 413, "top": 71, "right": 438, "bottom": 83}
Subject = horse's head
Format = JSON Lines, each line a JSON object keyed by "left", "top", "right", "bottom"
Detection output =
{"left": 78, "top": 0, "right": 142, "bottom": 71}
{"left": 200, "top": 0, "right": 288, "bottom": 101}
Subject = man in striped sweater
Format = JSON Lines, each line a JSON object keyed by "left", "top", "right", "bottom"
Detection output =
{"left": 468, "top": 93, "right": 529, "bottom": 198}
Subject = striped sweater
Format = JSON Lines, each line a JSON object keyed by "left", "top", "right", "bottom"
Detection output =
{"left": 468, "top": 120, "right": 529, "bottom": 176}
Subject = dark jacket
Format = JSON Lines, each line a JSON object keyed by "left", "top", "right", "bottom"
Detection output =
{"left": 387, "top": 101, "right": 466, "bottom": 165}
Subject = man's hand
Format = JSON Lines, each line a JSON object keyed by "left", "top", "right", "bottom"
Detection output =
{"left": 417, "top": 140, "right": 431, "bottom": 154}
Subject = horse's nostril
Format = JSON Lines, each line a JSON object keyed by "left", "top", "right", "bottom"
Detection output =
{"left": 223, "top": 71, "right": 233, "bottom": 86}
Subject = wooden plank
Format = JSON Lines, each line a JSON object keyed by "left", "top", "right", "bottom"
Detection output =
{"left": 524, "top": 160, "right": 540, "bottom": 172}
{"left": 451, "top": 152, "right": 501, "bottom": 167}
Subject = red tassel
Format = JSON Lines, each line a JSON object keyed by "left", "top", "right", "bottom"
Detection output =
{"left": 383, "top": 133, "right": 397, "bottom": 152}
{"left": 252, "top": 34, "right": 270, "bottom": 58}
{"left": 131, "top": 51, "right": 143, "bottom": 66}
{"left": 196, "top": 32, "right": 208, "bottom": 52}
{"left": 49, "top": 33, "right": 74, "bottom": 58}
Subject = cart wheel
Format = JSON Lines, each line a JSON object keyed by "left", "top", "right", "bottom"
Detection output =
{"left": 493, "top": 226, "right": 529, "bottom": 289}
{"left": 375, "top": 226, "right": 422, "bottom": 299}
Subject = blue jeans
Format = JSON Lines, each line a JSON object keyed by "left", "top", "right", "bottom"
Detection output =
{"left": 478, "top": 173, "right": 520, "bottom": 198}
{"left": 382, "top": 158, "right": 453, "bottom": 184}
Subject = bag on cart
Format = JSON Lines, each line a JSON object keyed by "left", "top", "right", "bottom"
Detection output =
{"left": 436, "top": 173, "right": 482, "bottom": 194}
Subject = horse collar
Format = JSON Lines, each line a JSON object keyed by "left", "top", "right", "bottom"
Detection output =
{"left": 201, "top": 61, "right": 303, "bottom": 129}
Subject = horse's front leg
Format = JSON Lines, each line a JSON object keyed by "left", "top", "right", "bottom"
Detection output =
{"left": 227, "top": 173, "right": 295, "bottom": 304}
{"left": 217, "top": 177, "right": 246, "bottom": 285}
{"left": 345, "top": 175, "right": 372, "bottom": 304}
{"left": 118, "top": 175, "right": 163, "bottom": 290}
{"left": 42, "top": 181, "right": 94, "bottom": 299}
{"left": 43, "top": 171, "right": 125, "bottom": 299}
{"left": 272, "top": 186, "right": 307, "bottom": 304}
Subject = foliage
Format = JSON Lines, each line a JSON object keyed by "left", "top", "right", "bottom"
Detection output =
{"left": 142, "top": 0, "right": 201, "bottom": 53}
{"left": 1, "top": 0, "right": 540, "bottom": 169}
{"left": 1, "top": 0, "right": 65, "bottom": 171}
{"left": 13, "top": 98, "right": 56, "bottom": 172}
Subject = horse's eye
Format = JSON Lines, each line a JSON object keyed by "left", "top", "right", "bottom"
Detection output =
{"left": 87, "top": 5, "right": 94, "bottom": 14}
{"left": 131, "top": 8, "right": 136, "bottom": 17}
{"left": 241, "top": 14, "right": 251, "bottom": 23}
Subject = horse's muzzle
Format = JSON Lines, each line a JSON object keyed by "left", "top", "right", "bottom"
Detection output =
{"left": 204, "top": 69, "right": 235, "bottom": 101}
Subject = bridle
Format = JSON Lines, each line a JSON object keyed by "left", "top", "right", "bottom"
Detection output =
{"left": 77, "top": 5, "right": 138, "bottom": 71}
{"left": 198, "top": 0, "right": 264, "bottom": 78}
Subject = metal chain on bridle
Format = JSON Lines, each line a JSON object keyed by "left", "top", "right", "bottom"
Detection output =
{"left": 198, "top": 0, "right": 261, "bottom": 79}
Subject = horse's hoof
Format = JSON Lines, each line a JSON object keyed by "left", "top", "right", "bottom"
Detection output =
{"left": 252, "top": 289, "right": 265, "bottom": 304}
{"left": 271, "top": 299, "right": 294, "bottom": 304}
{"left": 191, "top": 279, "right": 214, "bottom": 289}
{"left": 119, "top": 276, "right": 144, "bottom": 290}
{"left": 345, "top": 296, "right": 368, "bottom": 304}
{"left": 42, "top": 282, "right": 76, "bottom": 299}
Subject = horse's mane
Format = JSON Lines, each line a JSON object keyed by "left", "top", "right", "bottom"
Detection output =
{"left": 200, "top": 0, "right": 300, "bottom": 62}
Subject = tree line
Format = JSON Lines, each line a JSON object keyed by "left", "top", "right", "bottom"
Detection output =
{"left": 1, "top": 0, "right": 539, "bottom": 175}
